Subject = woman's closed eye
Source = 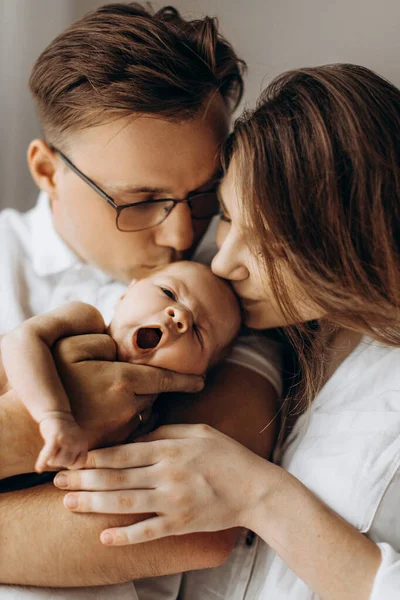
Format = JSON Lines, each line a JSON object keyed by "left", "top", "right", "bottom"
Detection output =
{"left": 219, "top": 210, "right": 231, "bottom": 224}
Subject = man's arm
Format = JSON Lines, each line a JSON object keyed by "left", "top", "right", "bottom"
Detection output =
{"left": 0, "top": 362, "right": 278, "bottom": 585}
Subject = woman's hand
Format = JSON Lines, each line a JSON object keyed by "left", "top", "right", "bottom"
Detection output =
{"left": 54, "top": 423, "right": 274, "bottom": 546}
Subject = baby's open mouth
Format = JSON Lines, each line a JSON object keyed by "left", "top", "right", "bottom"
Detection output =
{"left": 136, "top": 327, "right": 163, "bottom": 350}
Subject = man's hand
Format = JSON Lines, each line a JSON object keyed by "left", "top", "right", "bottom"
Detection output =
{"left": 54, "top": 333, "right": 204, "bottom": 450}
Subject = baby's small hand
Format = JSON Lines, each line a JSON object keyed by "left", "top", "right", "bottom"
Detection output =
{"left": 36, "top": 412, "right": 88, "bottom": 473}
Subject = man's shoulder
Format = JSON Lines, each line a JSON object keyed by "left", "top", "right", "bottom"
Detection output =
{"left": 0, "top": 206, "right": 30, "bottom": 256}
{"left": 0, "top": 204, "right": 32, "bottom": 238}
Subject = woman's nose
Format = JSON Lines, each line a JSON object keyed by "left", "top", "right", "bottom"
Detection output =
{"left": 211, "top": 247, "right": 249, "bottom": 281}
{"left": 165, "top": 305, "right": 192, "bottom": 334}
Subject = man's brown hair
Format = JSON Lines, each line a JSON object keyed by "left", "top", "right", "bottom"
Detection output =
{"left": 29, "top": 2, "right": 245, "bottom": 144}
{"left": 225, "top": 64, "right": 400, "bottom": 421}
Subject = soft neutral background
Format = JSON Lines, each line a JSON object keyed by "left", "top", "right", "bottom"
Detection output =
{"left": 1, "top": 0, "right": 400, "bottom": 211}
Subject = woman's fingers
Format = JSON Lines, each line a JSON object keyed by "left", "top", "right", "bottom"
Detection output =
{"left": 63, "top": 489, "right": 159, "bottom": 514}
{"left": 84, "top": 441, "right": 161, "bottom": 469}
{"left": 100, "top": 517, "right": 173, "bottom": 546}
{"left": 55, "top": 465, "right": 156, "bottom": 491}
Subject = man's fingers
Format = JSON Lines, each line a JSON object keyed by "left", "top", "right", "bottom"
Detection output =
{"left": 131, "top": 365, "right": 204, "bottom": 395}
{"left": 53, "top": 333, "right": 116, "bottom": 364}
{"left": 100, "top": 517, "right": 175, "bottom": 546}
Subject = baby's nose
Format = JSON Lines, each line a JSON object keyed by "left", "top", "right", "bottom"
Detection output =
{"left": 165, "top": 305, "right": 192, "bottom": 334}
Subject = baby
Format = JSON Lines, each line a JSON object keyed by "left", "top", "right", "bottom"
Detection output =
{"left": 1, "top": 261, "right": 241, "bottom": 473}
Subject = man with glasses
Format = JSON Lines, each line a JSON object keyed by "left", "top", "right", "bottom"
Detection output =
{"left": 0, "top": 4, "right": 281, "bottom": 598}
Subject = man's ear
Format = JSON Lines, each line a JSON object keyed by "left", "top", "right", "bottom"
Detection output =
{"left": 27, "top": 139, "right": 60, "bottom": 201}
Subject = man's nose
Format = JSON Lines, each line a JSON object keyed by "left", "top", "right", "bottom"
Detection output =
{"left": 165, "top": 305, "right": 192, "bottom": 334}
{"left": 154, "top": 203, "right": 195, "bottom": 252}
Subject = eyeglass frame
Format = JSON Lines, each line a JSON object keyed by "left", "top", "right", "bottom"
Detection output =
{"left": 50, "top": 145, "right": 221, "bottom": 233}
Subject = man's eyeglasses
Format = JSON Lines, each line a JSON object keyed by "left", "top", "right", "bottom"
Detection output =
{"left": 51, "top": 146, "right": 221, "bottom": 233}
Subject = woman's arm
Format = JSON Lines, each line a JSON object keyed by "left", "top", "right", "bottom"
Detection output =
{"left": 252, "top": 465, "right": 381, "bottom": 600}
{"left": 63, "top": 425, "right": 380, "bottom": 600}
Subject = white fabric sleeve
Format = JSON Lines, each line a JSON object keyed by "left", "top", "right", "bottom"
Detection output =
{"left": 366, "top": 463, "right": 400, "bottom": 600}
{"left": 0, "top": 583, "right": 139, "bottom": 600}
{"left": 369, "top": 544, "right": 400, "bottom": 600}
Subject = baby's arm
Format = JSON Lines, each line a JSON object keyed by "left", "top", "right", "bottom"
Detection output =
{"left": 1, "top": 302, "right": 105, "bottom": 472}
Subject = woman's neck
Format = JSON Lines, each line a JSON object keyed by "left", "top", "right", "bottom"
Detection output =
{"left": 319, "top": 321, "right": 363, "bottom": 383}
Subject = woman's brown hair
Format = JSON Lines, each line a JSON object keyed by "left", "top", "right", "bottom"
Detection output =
{"left": 29, "top": 3, "right": 245, "bottom": 144}
{"left": 225, "top": 64, "right": 400, "bottom": 420}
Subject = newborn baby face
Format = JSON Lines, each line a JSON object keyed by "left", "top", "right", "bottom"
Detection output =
{"left": 108, "top": 261, "right": 241, "bottom": 375}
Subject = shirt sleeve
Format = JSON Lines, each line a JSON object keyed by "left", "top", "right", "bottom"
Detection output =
{"left": 192, "top": 217, "right": 283, "bottom": 397}
{"left": 367, "top": 464, "right": 400, "bottom": 600}
{"left": 369, "top": 544, "right": 400, "bottom": 600}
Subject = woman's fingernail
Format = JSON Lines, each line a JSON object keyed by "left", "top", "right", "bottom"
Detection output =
{"left": 101, "top": 532, "right": 114, "bottom": 545}
{"left": 196, "top": 378, "right": 205, "bottom": 391}
{"left": 54, "top": 474, "right": 68, "bottom": 488}
{"left": 64, "top": 494, "right": 78, "bottom": 509}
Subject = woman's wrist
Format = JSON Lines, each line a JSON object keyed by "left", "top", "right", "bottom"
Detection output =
{"left": 239, "top": 456, "right": 291, "bottom": 536}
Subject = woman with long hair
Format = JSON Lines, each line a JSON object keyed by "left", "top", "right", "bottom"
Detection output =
{"left": 55, "top": 64, "right": 400, "bottom": 599}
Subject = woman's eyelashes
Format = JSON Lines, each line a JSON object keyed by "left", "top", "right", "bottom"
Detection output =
{"left": 219, "top": 211, "right": 231, "bottom": 224}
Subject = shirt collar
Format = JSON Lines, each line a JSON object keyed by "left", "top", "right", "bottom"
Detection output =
{"left": 30, "top": 192, "right": 79, "bottom": 276}
{"left": 30, "top": 192, "right": 112, "bottom": 285}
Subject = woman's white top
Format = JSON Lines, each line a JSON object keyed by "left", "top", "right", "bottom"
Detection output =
{"left": 177, "top": 336, "right": 400, "bottom": 599}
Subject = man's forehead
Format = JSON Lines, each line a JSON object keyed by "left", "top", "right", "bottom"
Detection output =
{"left": 71, "top": 115, "right": 226, "bottom": 196}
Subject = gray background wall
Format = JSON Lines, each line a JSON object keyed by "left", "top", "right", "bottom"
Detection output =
{"left": 1, "top": 0, "right": 400, "bottom": 211}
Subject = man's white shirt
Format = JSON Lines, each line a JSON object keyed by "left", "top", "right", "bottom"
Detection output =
{"left": 0, "top": 194, "right": 281, "bottom": 600}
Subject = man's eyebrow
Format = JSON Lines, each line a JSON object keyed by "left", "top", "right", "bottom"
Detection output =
{"left": 105, "top": 184, "right": 173, "bottom": 195}
{"left": 106, "top": 168, "right": 222, "bottom": 197}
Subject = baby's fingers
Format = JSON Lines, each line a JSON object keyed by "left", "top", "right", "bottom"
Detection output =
{"left": 69, "top": 450, "right": 88, "bottom": 470}
{"left": 48, "top": 443, "right": 87, "bottom": 469}
{"left": 35, "top": 442, "right": 60, "bottom": 473}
